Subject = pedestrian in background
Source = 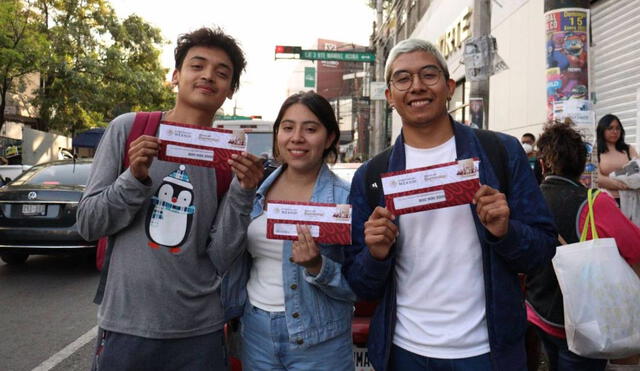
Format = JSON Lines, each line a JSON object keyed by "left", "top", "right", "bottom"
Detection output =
{"left": 596, "top": 114, "right": 638, "bottom": 205}
{"left": 222, "top": 91, "right": 355, "bottom": 371}
{"left": 521, "top": 133, "right": 537, "bottom": 168}
{"left": 526, "top": 121, "right": 640, "bottom": 371}
{"left": 521, "top": 133, "right": 543, "bottom": 184}
{"left": 343, "top": 38, "right": 557, "bottom": 371}
{"left": 77, "top": 27, "right": 263, "bottom": 371}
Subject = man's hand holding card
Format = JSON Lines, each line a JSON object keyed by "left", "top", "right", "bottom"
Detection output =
{"left": 381, "top": 158, "right": 481, "bottom": 215}
{"left": 378, "top": 158, "right": 509, "bottom": 239}
{"left": 157, "top": 121, "right": 246, "bottom": 169}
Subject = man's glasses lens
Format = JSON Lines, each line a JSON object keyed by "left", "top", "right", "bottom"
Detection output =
{"left": 391, "top": 66, "right": 441, "bottom": 91}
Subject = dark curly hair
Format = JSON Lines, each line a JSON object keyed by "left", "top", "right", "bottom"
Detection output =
{"left": 272, "top": 91, "right": 340, "bottom": 163}
{"left": 537, "top": 121, "right": 587, "bottom": 179}
{"left": 174, "top": 27, "right": 246, "bottom": 93}
{"left": 596, "top": 113, "right": 629, "bottom": 158}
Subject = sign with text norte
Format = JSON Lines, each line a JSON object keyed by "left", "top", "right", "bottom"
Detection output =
{"left": 300, "top": 50, "right": 374, "bottom": 63}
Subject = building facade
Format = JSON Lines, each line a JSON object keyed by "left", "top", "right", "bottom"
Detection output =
{"left": 287, "top": 39, "right": 371, "bottom": 161}
{"left": 374, "top": 0, "right": 639, "bottom": 149}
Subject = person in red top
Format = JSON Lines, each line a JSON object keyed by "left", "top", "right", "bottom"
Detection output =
{"left": 525, "top": 122, "right": 640, "bottom": 371}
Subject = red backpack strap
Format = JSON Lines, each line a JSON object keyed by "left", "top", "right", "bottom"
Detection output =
{"left": 123, "top": 111, "right": 162, "bottom": 169}
{"left": 144, "top": 111, "right": 163, "bottom": 135}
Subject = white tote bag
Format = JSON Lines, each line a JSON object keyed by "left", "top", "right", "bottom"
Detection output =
{"left": 553, "top": 190, "right": 640, "bottom": 359}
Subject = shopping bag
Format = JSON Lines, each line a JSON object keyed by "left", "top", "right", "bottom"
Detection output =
{"left": 552, "top": 189, "right": 640, "bottom": 359}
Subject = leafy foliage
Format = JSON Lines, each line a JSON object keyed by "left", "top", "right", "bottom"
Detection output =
{"left": 0, "top": 0, "right": 48, "bottom": 126}
{"left": 1, "top": 0, "right": 174, "bottom": 135}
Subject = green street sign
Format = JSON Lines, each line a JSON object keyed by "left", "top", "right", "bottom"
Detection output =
{"left": 300, "top": 50, "right": 375, "bottom": 63}
{"left": 304, "top": 67, "right": 316, "bottom": 88}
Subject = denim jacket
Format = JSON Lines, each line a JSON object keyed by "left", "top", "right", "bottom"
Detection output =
{"left": 342, "top": 121, "right": 557, "bottom": 371}
{"left": 221, "top": 163, "right": 356, "bottom": 348}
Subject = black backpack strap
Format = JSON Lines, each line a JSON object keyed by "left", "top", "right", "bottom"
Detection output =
{"left": 474, "top": 129, "right": 509, "bottom": 197}
{"left": 365, "top": 147, "right": 392, "bottom": 211}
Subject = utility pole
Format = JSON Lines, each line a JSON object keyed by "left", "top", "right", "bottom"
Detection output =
{"left": 544, "top": 0, "right": 593, "bottom": 184}
{"left": 470, "top": 0, "right": 491, "bottom": 129}
{"left": 544, "top": 0, "right": 590, "bottom": 122}
{"left": 371, "top": 0, "right": 385, "bottom": 156}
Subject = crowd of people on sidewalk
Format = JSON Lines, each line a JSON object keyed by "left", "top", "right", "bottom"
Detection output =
{"left": 76, "top": 27, "right": 640, "bottom": 371}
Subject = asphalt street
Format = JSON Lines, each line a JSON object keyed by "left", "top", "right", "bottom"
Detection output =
{"left": 0, "top": 254, "right": 100, "bottom": 371}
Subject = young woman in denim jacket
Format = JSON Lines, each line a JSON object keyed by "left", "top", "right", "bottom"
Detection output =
{"left": 222, "top": 91, "right": 355, "bottom": 370}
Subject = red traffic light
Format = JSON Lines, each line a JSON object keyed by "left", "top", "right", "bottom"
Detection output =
{"left": 275, "top": 45, "right": 301, "bottom": 54}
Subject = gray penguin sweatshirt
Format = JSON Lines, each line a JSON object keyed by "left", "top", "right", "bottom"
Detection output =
{"left": 77, "top": 112, "right": 254, "bottom": 338}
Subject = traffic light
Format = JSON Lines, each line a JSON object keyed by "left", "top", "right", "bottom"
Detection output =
{"left": 275, "top": 45, "right": 301, "bottom": 54}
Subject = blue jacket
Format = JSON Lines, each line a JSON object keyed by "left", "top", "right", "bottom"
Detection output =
{"left": 343, "top": 121, "right": 557, "bottom": 370}
{"left": 221, "top": 163, "right": 356, "bottom": 347}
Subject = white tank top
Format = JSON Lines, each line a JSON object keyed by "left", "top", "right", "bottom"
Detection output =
{"left": 246, "top": 213, "right": 285, "bottom": 312}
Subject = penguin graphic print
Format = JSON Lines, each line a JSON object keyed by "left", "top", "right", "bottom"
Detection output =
{"left": 146, "top": 165, "right": 196, "bottom": 254}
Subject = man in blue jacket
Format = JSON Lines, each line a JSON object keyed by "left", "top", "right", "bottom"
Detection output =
{"left": 343, "top": 39, "right": 557, "bottom": 371}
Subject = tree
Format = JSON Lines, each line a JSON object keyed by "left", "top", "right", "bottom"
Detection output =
{"left": 31, "top": 0, "right": 174, "bottom": 135}
{"left": 1, "top": 1, "right": 173, "bottom": 135}
{"left": 0, "top": 0, "right": 48, "bottom": 127}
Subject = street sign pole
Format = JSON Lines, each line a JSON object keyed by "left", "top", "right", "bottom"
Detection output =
{"left": 372, "top": 0, "right": 385, "bottom": 157}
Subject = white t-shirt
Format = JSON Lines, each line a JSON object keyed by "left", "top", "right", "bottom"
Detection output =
{"left": 246, "top": 212, "right": 286, "bottom": 312}
{"left": 393, "top": 137, "right": 490, "bottom": 358}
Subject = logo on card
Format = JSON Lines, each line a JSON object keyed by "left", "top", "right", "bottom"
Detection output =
{"left": 227, "top": 130, "right": 246, "bottom": 148}
{"left": 274, "top": 207, "right": 298, "bottom": 216}
{"left": 166, "top": 128, "right": 191, "bottom": 139}
{"left": 424, "top": 173, "right": 446, "bottom": 182}
{"left": 456, "top": 159, "right": 478, "bottom": 177}
{"left": 332, "top": 204, "right": 351, "bottom": 220}
{"left": 198, "top": 133, "right": 220, "bottom": 143}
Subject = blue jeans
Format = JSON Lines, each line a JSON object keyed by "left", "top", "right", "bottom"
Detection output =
{"left": 240, "top": 303, "right": 353, "bottom": 371}
{"left": 389, "top": 344, "right": 492, "bottom": 371}
{"left": 535, "top": 328, "right": 607, "bottom": 371}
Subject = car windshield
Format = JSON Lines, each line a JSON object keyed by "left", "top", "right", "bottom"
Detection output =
{"left": 10, "top": 162, "right": 92, "bottom": 186}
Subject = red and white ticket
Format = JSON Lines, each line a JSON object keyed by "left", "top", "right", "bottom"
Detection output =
{"left": 381, "top": 158, "right": 481, "bottom": 215}
{"left": 266, "top": 201, "right": 352, "bottom": 245}
{"left": 157, "top": 121, "right": 246, "bottom": 169}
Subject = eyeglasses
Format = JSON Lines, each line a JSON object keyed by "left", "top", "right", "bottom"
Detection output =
{"left": 605, "top": 126, "right": 622, "bottom": 132}
{"left": 390, "top": 66, "right": 442, "bottom": 91}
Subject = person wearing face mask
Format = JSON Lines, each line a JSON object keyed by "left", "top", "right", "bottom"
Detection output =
{"left": 222, "top": 91, "right": 355, "bottom": 371}
{"left": 522, "top": 133, "right": 543, "bottom": 185}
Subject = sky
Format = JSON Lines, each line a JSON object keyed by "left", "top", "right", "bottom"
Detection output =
{"left": 108, "top": 0, "right": 375, "bottom": 120}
